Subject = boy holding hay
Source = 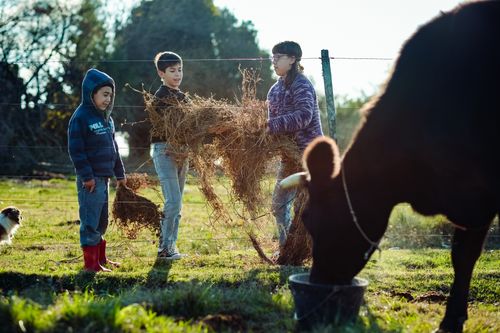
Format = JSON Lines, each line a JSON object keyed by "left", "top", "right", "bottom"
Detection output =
{"left": 68, "top": 68, "right": 126, "bottom": 272}
{"left": 145, "top": 51, "right": 189, "bottom": 260}
{"left": 267, "top": 41, "right": 323, "bottom": 247}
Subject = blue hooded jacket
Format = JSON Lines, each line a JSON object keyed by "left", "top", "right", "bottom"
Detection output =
{"left": 68, "top": 68, "right": 125, "bottom": 181}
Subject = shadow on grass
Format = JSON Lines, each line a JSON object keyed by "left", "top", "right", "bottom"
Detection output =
{"left": 0, "top": 270, "right": 138, "bottom": 290}
{"left": 0, "top": 254, "right": 180, "bottom": 294}
{"left": 0, "top": 264, "right": 297, "bottom": 296}
{"left": 0, "top": 269, "right": 292, "bottom": 332}
{"left": 0, "top": 264, "right": 177, "bottom": 297}
{"left": 0, "top": 267, "right": 402, "bottom": 333}
{"left": 145, "top": 257, "right": 173, "bottom": 287}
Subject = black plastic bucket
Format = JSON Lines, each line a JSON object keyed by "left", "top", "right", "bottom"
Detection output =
{"left": 289, "top": 273, "right": 368, "bottom": 330}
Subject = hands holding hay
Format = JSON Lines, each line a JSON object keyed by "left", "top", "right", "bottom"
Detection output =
{"left": 139, "top": 77, "right": 300, "bottom": 217}
{"left": 127, "top": 69, "right": 309, "bottom": 265}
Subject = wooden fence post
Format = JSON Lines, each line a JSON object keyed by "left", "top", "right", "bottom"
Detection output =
{"left": 321, "top": 49, "right": 337, "bottom": 140}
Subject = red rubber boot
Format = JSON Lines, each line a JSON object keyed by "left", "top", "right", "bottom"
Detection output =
{"left": 82, "top": 245, "right": 103, "bottom": 272}
{"left": 99, "top": 239, "right": 121, "bottom": 268}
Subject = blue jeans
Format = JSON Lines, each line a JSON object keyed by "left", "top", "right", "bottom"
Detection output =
{"left": 152, "top": 143, "right": 188, "bottom": 251}
{"left": 77, "top": 177, "right": 109, "bottom": 247}
{"left": 272, "top": 162, "right": 297, "bottom": 246}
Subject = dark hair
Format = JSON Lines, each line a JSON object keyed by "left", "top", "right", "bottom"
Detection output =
{"left": 154, "top": 51, "right": 183, "bottom": 72}
{"left": 92, "top": 83, "right": 113, "bottom": 96}
{"left": 272, "top": 41, "right": 304, "bottom": 88}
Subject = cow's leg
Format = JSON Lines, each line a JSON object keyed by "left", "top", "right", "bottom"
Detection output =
{"left": 438, "top": 226, "right": 489, "bottom": 333}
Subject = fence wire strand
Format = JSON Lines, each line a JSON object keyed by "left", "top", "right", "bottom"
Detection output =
{"left": 8, "top": 56, "right": 394, "bottom": 65}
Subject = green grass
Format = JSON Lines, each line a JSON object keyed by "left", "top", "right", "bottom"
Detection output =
{"left": 0, "top": 178, "right": 499, "bottom": 332}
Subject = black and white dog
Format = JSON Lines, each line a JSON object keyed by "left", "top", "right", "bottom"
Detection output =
{"left": 0, "top": 207, "right": 22, "bottom": 245}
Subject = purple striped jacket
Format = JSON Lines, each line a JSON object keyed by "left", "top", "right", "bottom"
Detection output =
{"left": 267, "top": 73, "right": 323, "bottom": 151}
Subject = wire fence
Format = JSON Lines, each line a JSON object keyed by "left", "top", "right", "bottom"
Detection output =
{"left": 2, "top": 54, "right": 499, "bottom": 249}
{"left": 1, "top": 53, "right": 369, "bottom": 185}
{"left": 1, "top": 176, "right": 499, "bottom": 244}
{"left": 3, "top": 232, "right": 499, "bottom": 252}
{"left": 0, "top": 103, "right": 364, "bottom": 112}
{"left": 7, "top": 56, "right": 394, "bottom": 65}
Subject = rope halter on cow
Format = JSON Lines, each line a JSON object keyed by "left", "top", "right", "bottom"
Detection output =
{"left": 341, "top": 164, "right": 382, "bottom": 260}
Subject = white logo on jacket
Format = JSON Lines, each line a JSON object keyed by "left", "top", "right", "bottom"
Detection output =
{"left": 88, "top": 122, "right": 109, "bottom": 135}
{"left": 89, "top": 122, "right": 104, "bottom": 130}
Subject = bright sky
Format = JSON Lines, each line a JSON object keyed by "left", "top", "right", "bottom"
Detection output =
{"left": 212, "top": 0, "right": 465, "bottom": 97}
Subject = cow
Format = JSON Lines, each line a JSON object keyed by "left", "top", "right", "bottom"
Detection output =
{"left": 281, "top": 1, "right": 500, "bottom": 332}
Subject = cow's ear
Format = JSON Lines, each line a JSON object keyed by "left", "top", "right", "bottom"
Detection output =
{"left": 303, "top": 136, "right": 340, "bottom": 184}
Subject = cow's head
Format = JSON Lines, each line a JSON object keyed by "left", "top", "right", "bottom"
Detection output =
{"left": 281, "top": 136, "right": 372, "bottom": 284}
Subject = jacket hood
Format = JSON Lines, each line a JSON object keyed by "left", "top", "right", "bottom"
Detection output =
{"left": 81, "top": 68, "right": 115, "bottom": 119}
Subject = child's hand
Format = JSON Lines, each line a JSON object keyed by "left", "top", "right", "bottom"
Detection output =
{"left": 121, "top": 122, "right": 131, "bottom": 130}
{"left": 83, "top": 179, "right": 96, "bottom": 192}
{"left": 117, "top": 179, "right": 128, "bottom": 188}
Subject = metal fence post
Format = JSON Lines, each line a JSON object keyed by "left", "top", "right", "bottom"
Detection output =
{"left": 321, "top": 49, "right": 337, "bottom": 141}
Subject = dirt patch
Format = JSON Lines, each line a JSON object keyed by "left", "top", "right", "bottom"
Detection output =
{"left": 23, "top": 170, "right": 67, "bottom": 180}
{"left": 25, "top": 245, "right": 46, "bottom": 251}
{"left": 58, "top": 220, "right": 80, "bottom": 226}
{"left": 392, "top": 291, "right": 414, "bottom": 301}
{"left": 200, "top": 313, "right": 245, "bottom": 332}
{"left": 413, "top": 291, "right": 447, "bottom": 303}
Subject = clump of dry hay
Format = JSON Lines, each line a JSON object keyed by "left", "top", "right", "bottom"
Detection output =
{"left": 130, "top": 69, "right": 310, "bottom": 264}
{"left": 276, "top": 189, "right": 312, "bottom": 265}
{"left": 112, "top": 173, "right": 162, "bottom": 239}
{"left": 141, "top": 69, "right": 300, "bottom": 214}
{"left": 123, "top": 173, "right": 158, "bottom": 192}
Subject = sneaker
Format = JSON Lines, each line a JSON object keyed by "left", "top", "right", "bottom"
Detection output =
{"left": 157, "top": 248, "right": 186, "bottom": 260}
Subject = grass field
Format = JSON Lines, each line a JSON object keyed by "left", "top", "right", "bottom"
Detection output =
{"left": 0, "top": 178, "right": 499, "bottom": 332}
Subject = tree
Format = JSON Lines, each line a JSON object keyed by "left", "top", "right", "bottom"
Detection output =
{"left": 0, "top": 62, "right": 28, "bottom": 175}
{"left": 0, "top": 0, "right": 110, "bottom": 175}
{"left": 0, "top": 0, "right": 76, "bottom": 175}
{"left": 0, "top": 1, "right": 75, "bottom": 100}
{"left": 43, "top": 0, "right": 109, "bottom": 143}
{"left": 108, "top": 0, "right": 273, "bottom": 161}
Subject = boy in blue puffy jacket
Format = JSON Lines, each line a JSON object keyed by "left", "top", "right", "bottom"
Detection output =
{"left": 68, "top": 68, "right": 126, "bottom": 272}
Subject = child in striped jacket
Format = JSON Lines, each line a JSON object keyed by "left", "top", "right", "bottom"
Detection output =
{"left": 267, "top": 41, "right": 324, "bottom": 247}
